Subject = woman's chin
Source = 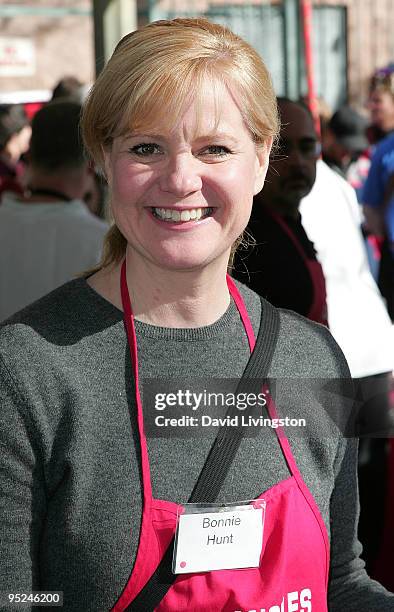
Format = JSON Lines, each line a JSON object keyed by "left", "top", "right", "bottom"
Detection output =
{"left": 125, "top": 239, "right": 232, "bottom": 274}
{"left": 145, "top": 248, "right": 226, "bottom": 274}
{"left": 154, "top": 255, "right": 213, "bottom": 273}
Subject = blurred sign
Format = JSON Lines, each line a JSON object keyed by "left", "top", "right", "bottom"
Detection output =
{"left": 0, "top": 37, "right": 36, "bottom": 76}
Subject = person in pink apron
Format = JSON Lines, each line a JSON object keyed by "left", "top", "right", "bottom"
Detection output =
{"left": 1, "top": 17, "right": 394, "bottom": 612}
{"left": 233, "top": 98, "right": 328, "bottom": 326}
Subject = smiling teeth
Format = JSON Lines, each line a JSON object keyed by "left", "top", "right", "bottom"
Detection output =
{"left": 153, "top": 207, "right": 211, "bottom": 222}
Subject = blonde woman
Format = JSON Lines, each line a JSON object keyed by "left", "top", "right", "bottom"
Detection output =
{"left": 0, "top": 18, "right": 393, "bottom": 612}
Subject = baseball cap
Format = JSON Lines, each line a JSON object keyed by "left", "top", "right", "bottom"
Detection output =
{"left": 328, "top": 105, "right": 369, "bottom": 153}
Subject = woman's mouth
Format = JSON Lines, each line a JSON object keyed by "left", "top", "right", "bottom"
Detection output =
{"left": 151, "top": 207, "right": 214, "bottom": 223}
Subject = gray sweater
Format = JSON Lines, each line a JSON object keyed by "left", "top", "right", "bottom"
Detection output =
{"left": 0, "top": 278, "right": 393, "bottom": 611}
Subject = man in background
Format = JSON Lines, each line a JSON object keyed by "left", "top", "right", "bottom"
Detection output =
{"left": 0, "top": 100, "right": 108, "bottom": 321}
{"left": 321, "top": 105, "right": 369, "bottom": 183}
{"left": 50, "top": 75, "right": 84, "bottom": 102}
{"left": 233, "top": 97, "right": 326, "bottom": 325}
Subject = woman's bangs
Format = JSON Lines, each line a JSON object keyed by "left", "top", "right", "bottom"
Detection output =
{"left": 122, "top": 67, "right": 196, "bottom": 133}
{"left": 118, "top": 65, "right": 225, "bottom": 136}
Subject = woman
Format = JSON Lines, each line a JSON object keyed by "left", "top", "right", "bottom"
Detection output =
{"left": 0, "top": 18, "right": 393, "bottom": 612}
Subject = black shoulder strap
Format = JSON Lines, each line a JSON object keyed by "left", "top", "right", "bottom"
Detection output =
{"left": 126, "top": 298, "right": 280, "bottom": 612}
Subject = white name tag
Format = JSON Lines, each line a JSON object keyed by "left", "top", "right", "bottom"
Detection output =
{"left": 173, "top": 501, "right": 265, "bottom": 574}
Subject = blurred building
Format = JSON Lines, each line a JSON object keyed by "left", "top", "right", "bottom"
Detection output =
{"left": 127, "top": 0, "right": 394, "bottom": 112}
{"left": 1, "top": 0, "right": 394, "bottom": 112}
{"left": 0, "top": 0, "right": 93, "bottom": 104}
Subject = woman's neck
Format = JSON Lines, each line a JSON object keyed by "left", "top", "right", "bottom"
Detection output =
{"left": 88, "top": 252, "right": 231, "bottom": 329}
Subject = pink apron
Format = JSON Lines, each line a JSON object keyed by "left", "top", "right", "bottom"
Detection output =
{"left": 112, "top": 261, "right": 330, "bottom": 612}
{"left": 268, "top": 210, "right": 328, "bottom": 326}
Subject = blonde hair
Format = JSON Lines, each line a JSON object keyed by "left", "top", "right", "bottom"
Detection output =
{"left": 82, "top": 17, "right": 279, "bottom": 269}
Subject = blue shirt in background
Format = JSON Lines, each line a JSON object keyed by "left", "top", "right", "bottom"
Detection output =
{"left": 362, "top": 133, "right": 394, "bottom": 245}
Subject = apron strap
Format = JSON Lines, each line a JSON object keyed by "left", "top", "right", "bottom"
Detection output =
{"left": 127, "top": 297, "right": 280, "bottom": 612}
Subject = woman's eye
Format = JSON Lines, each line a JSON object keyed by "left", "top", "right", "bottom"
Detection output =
{"left": 129, "top": 143, "right": 163, "bottom": 157}
{"left": 201, "top": 145, "right": 232, "bottom": 158}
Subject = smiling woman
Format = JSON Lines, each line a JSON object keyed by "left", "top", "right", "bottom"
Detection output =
{"left": 91, "top": 82, "right": 270, "bottom": 304}
{"left": 0, "top": 16, "right": 393, "bottom": 612}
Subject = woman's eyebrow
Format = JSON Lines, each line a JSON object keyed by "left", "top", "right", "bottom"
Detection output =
{"left": 192, "top": 132, "right": 240, "bottom": 145}
{"left": 120, "top": 132, "right": 165, "bottom": 142}
{"left": 119, "top": 131, "right": 241, "bottom": 146}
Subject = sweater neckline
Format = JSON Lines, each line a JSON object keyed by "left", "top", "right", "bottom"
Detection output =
{"left": 80, "top": 276, "right": 238, "bottom": 341}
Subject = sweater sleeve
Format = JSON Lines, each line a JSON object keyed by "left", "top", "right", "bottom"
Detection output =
{"left": 0, "top": 355, "right": 46, "bottom": 609}
{"left": 328, "top": 435, "right": 394, "bottom": 610}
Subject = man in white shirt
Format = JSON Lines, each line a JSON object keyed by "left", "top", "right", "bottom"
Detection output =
{"left": 301, "top": 159, "right": 394, "bottom": 571}
{"left": 0, "top": 101, "right": 108, "bottom": 321}
{"left": 301, "top": 159, "right": 393, "bottom": 384}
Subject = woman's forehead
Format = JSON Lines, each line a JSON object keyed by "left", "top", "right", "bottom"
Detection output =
{"left": 120, "top": 79, "right": 248, "bottom": 141}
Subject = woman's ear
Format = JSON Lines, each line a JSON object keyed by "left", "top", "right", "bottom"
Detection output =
{"left": 253, "top": 137, "right": 273, "bottom": 196}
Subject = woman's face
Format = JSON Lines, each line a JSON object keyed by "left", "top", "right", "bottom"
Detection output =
{"left": 103, "top": 81, "right": 271, "bottom": 275}
{"left": 368, "top": 89, "right": 394, "bottom": 132}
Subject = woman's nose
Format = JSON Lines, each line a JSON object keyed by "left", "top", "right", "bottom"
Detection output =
{"left": 159, "top": 153, "right": 202, "bottom": 196}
